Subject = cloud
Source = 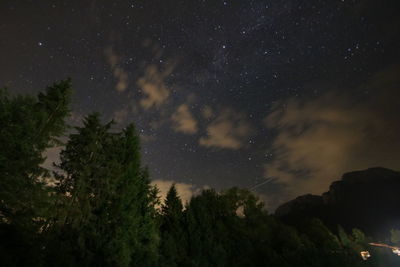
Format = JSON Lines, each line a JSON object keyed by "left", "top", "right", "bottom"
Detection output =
{"left": 171, "top": 104, "right": 198, "bottom": 134}
{"left": 263, "top": 66, "right": 400, "bottom": 207}
{"left": 201, "top": 105, "right": 214, "bottom": 119}
{"left": 137, "top": 62, "right": 176, "bottom": 109}
{"left": 104, "top": 47, "right": 129, "bottom": 92}
{"left": 113, "top": 106, "right": 129, "bottom": 124}
{"left": 151, "top": 179, "right": 200, "bottom": 205}
{"left": 139, "top": 134, "right": 156, "bottom": 143}
{"left": 199, "top": 109, "right": 253, "bottom": 149}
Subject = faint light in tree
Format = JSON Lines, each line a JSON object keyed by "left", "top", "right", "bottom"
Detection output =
{"left": 360, "top": 251, "right": 370, "bottom": 260}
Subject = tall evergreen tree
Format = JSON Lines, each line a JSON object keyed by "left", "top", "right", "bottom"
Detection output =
{"left": 0, "top": 80, "right": 71, "bottom": 227}
{"left": 0, "top": 81, "right": 71, "bottom": 266}
{"left": 109, "top": 125, "right": 159, "bottom": 267}
{"left": 53, "top": 114, "right": 159, "bottom": 266}
{"left": 159, "top": 184, "right": 186, "bottom": 267}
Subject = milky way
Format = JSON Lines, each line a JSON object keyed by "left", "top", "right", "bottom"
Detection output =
{"left": 1, "top": 0, "right": 399, "bottom": 209}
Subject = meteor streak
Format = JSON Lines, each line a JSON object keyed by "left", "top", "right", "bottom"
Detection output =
{"left": 249, "top": 178, "right": 274, "bottom": 191}
{"left": 369, "top": 242, "right": 400, "bottom": 256}
{"left": 361, "top": 242, "right": 400, "bottom": 260}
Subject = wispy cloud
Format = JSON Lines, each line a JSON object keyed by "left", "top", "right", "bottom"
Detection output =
{"left": 113, "top": 106, "right": 130, "bottom": 124}
{"left": 199, "top": 109, "right": 253, "bottom": 149}
{"left": 201, "top": 105, "right": 214, "bottom": 119}
{"left": 137, "top": 62, "right": 176, "bottom": 110}
{"left": 263, "top": 66, "right": 400, "bottom": 207}
{"left": 104, "top": 47, "right": 129, "bottom": 92}
{"left": 171, "top": 104, "right": 198, "bottom": 134}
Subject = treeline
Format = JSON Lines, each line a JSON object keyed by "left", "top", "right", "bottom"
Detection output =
{"left": 0, "top": 81, "right": 399, "bottom": 266}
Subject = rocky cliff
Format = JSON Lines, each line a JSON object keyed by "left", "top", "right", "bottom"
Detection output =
{"left": 275, "top": 167, "right": 400, "bottom": 239}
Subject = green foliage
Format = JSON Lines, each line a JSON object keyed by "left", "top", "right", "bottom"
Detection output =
{"left": 0, "top": 80, "right": 71, "bottom": 265}
{"left": 52, "top": 114, "right": 159, "bottom": 266}
{"left": 338, "top": 226, "right": 350, "bottom": 246}
{"left": 0, "top": 81, "right": 71, "bottom": 225}
{"left": 159, "top": 185, "right": 186, "bottom": 267}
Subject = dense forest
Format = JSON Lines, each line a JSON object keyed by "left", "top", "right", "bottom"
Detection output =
{"left": 1, "top": 80, "right": 399, "bottom": 266}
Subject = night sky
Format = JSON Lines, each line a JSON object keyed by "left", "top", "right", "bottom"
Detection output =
{"left": 1, "top": 0, "right": 399, "bottom": 210}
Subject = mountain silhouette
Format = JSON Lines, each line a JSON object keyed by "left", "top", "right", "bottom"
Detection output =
{"left": 275, "top": 167, "right": 400, "bottom": 239}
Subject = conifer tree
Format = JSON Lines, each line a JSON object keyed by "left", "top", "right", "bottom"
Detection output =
{"left": 159, "top": 184, "right": 186, "bottom": 267}
{"left": 110, "top": 125, "right": 159, "bottom": 267}
{"left": 0, "top": 80, "right": 71, "bottom": 226}
{"left": 0, "top": 80, "right": 71, "bottom": 265}
{"left": 53, "top": 114, "right": 159, "bottom": 266}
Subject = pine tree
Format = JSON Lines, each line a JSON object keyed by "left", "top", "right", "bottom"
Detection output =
{"left": 162, "top": 184, "right": 183, "bottom": 219}
{"left": 0, "top": 80, "right": 71, "bottom": 226}
{"left": 159, "top": 184, "right": 186, "bottom": 267}
{"left": 109, "top": 125, "right": 159, "bottom": 267}
{"left": 0, "top": 80, "right": 71, "bottom": 265}
{"left": 53, "top": 115, "right": 159, "bottom": 266}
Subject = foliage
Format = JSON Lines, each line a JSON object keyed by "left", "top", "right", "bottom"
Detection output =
{"left": 0, "top": 80, "right": 71, "bottom": 266}
{"left": 50, "top": 114, "right": 159, "bottom": 266}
